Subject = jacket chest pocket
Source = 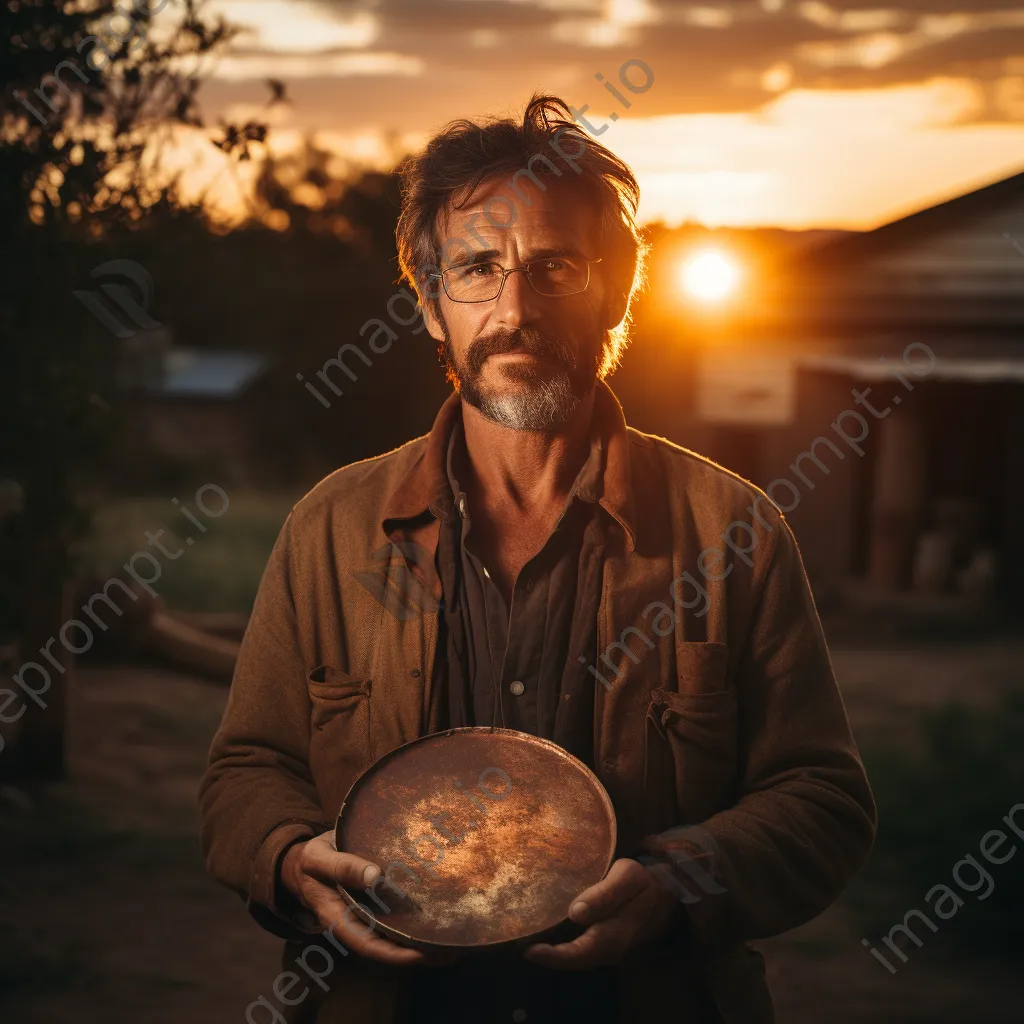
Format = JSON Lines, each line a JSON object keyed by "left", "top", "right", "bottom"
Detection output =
{"left": 648, "top": 642, "right": 738, "bottom": 824}
{"left": 308, "top": 665, "right": 373, "bottom": 810}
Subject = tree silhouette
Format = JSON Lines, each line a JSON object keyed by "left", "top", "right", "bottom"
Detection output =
{"left": 0, "top": 0, "right": 238, "bottom": 779}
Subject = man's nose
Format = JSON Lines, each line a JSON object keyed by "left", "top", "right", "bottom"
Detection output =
{"left": 493, "top": 267, "right": 544, "bottom": 328}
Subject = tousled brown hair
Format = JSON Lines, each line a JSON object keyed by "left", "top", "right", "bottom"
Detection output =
{"left": 395, "top": 94, "right": 648, "bottom": 377}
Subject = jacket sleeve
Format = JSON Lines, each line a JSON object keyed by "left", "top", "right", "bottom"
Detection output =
{"left": 643, "top": 515, "right": 877, "bottom": 945}
{"left": 199, "top": 512, "right": 329, "bottom": 939}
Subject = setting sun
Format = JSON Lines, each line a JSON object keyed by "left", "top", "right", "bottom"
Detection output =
{"left": 678, "top": 249, "right": 743, "bottom": 304}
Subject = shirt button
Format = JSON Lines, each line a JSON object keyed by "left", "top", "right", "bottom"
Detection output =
{"left": 509, "top": 680, "right": 525, "bottom": 696}
{"left": 458, "top": 495, "right": 467, "bottom": 518}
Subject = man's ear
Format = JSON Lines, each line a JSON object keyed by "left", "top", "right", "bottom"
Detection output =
{"left": 603, "top": 286, "right": 630, "bottom": 331}
{"left": 414, "top": 268, "right": 447, "bottom": 343}
{"left": 421, "top": 301, "right": 446, "bottom": 344}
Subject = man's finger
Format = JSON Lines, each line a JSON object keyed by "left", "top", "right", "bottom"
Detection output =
{"left": 304, "top": 842, "right": 382, "bottom": 891}
{"left": 567, "top": 858, "right": 648, "bottom": 925}
{"left": 523, "top": 921, "right": 620, "bottom": 971}
{"left": 325, "top": 906, "right": 429, "bottom": 966}
{"left": 299, "top": 834, "right": 457, "bottom": 968}
{"left": 300, "top": 871, "right": 430, "bottom": 967}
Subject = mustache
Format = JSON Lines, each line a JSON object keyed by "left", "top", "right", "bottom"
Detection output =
{"left": 465, "top": 327, "right": 578, "bottom": 376}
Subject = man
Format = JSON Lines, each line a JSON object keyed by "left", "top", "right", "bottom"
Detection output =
{"left": 200, "top": 95, "right": 876, "bottom": 1024}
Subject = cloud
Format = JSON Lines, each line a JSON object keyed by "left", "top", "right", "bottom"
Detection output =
{"left": 208, "top": 0, "right": 379, "bottom": 51}
{"left": 610, "top": 79, "right": 1024, "bottom": 228}
{"left": 212, "top": 50, "right": 425, "bottom": 81}
{"left": 549, "top": 0, "right": 662, "bottom": 46}
{"left": 796, "top": 3, "right": 907, "bottom": 32}
{"left": 796, "top": 8, "right": 1024, "bottom": 72}
{"left": 201, "top": 1, "right": 1024, "bottom": 125}
{"left": 187, "top": 0, "right": 1024, "bottom": 230}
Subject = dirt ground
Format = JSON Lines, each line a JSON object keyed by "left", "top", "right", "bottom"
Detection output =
{"left": 760, "top": 635, "right": 1024, "bottom": 1024}
{"left": 1, "top": 628, "right": 1022, "bottom": 1024}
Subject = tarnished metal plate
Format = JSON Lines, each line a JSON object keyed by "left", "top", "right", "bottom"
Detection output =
{"left": 334, "top": 727, "right": 616, "bottom": 951}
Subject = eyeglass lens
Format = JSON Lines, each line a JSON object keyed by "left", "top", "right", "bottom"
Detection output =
{"left": 443, "top": 258, "right": 589, "bottom": 301}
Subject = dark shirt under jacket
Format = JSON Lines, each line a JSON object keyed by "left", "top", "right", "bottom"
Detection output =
{"left": 443, "top": 418, "right": 606, "bottom": 769}
{"left": 407, "top": 412, "right": 627, "bottom": 1024}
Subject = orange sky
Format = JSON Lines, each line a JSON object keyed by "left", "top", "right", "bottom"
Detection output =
{"left": 187, "top": 0, "right": 1024, "bottom": 229}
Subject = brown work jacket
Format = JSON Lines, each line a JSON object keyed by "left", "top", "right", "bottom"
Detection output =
{"left": 199, "top": 382, "right": 876, "bottom": 1024}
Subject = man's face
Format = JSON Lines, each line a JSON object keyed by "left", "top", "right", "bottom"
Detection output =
{"left": 422, "top": 177, "right": 613, "bottom": 431}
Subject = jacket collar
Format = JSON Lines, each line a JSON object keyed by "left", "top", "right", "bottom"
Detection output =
{"left": 381, "top": 379, "right": 636, "bottom": 551}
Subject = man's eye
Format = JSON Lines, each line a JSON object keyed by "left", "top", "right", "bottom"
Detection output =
{"left": 542, "top": 259, "right": 569, "bottom": 271}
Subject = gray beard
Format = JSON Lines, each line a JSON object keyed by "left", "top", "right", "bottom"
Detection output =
{"left": 440, "top": 323, "right": 598, "bottom": 432}
{"left": 468, "top": 373, "right": 585, "bottom": 431}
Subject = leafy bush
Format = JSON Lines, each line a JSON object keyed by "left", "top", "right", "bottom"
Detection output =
{"left": 77, "top": 491, "right": 296, "bottom": 613}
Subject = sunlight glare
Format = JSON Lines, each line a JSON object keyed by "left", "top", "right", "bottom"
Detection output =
{"left": 678, "top": 249, "right": 742, "bottom": 303}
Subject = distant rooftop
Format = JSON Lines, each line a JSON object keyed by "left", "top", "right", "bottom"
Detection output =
{"left": 117, "top": 331, "right": 267, "bottom": 398}
{"left": 160, "top": 348, "right": 267, "bottom": 398}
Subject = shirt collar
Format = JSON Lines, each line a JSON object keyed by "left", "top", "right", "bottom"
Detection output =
{"left": 382, "top": 380, "right": 636, "bottom": 551}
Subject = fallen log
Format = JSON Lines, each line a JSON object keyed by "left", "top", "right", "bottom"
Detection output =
{"left": 147, "top": 610, "right": 239, "bottom": 681}
{"left": 165, "top": 610, "right": 249, "bottom": 643}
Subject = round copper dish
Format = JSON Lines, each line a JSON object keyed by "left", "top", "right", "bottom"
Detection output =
{"left": 334, "top": 727, "right": 616, "bottom": 951}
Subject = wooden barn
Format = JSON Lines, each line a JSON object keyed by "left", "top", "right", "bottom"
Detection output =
{"left": 664, "top": 166, "right": 1024, "bottom": 603}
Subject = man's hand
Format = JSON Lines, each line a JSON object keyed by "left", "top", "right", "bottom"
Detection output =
{"left": 280, "top": 830, "right": 448, "bottom": 966}
{"left": 523, "top": 858, "right": 684, "bottom": 971}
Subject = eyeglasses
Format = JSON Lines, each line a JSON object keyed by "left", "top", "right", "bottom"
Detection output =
{"left": 430, "top": 256, "right": 602, "bottom": 303}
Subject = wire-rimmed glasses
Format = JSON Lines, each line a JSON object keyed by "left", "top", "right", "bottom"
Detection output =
{"left": 431, "top": 256, "right": 602, "bottom": 303}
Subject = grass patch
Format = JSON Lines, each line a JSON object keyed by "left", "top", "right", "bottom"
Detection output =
{"left": 849, "top": 688, "right": 1024, "bottom": 957}
{"left": 76, "top": 491, "right": 298, "bottom": 613}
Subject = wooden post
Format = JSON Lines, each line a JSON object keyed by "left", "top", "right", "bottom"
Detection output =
{"left": 867, "top": 411, "right": 928, "bottom": 589}
{"left": 0, "top": 580, "right": 75, "bottom": 782}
